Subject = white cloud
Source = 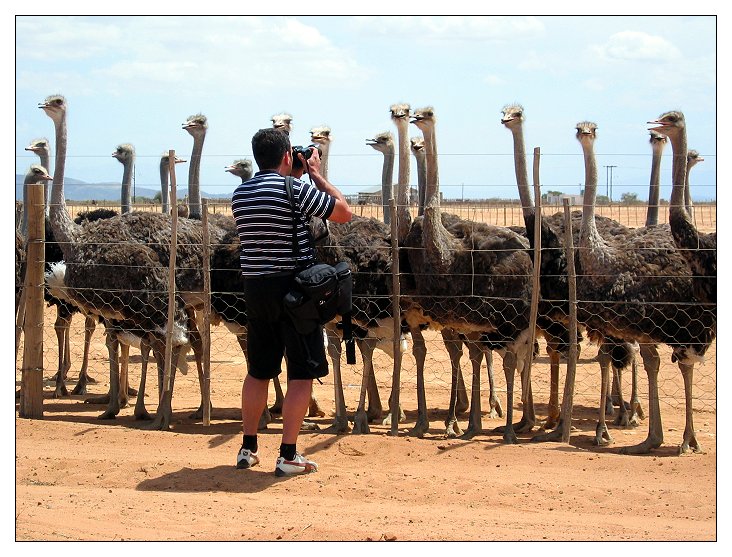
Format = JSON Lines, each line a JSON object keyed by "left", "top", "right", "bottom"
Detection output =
{"left": 591, "top": 31, "right": 682, "bottom": 62}
{"left": 16, "top": 16, "right": 123, "bottom": 60}
{"left": 351, "top": 15, "right": 545, "bottom": 41}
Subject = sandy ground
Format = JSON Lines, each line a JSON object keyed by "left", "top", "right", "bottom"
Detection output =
{"left": 15, "top": 308, "right": 717, "bottom": 542}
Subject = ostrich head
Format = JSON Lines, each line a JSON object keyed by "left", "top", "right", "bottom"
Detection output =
{"left": 38, "top": 94, "right": 66, "bottom": 124}
{"left": 271, "top": 113, "right": 293, "bottom": 135}
{"left": 225, "top": 159, "right": 254, "bottom": 180}
{"left": 26, "top": 164, "right": 53, "bottom": 184}
{"left": 390, "top": 103, "right": 411, "bottom": 122}
{"left": 161, "top": 152, "right": 187, "bottom": 165}
{"left": 688, "top": 149, "right": 704, "bottom": 169}
{"left": 25, "top": 138, "right": 50, "bottom": 155}
{"left": 410, "top": 106, "right": 436, "bottom": 132}
{"left": 648, "top": 110, "right": 685, "bottom": 140}
{"left": 649, "top": 130, "right": 667, "bottom": 150}
{"left": 410, "top": 136, "right": 425, "bottom": 155}
{"left": 309, "top": 125, "right": 331, "bottom": 147}
{"left": 112, "top": 143, "right": 135, "bottom": 164}
{"left": 366, "top": 131, "right": 395, "bottom": 155}
{"left": 182, "top": 113, "right": 208, "bottom": 138}
{"left": 500, "top": 103, "right": 525, "bottom": 130}
{"left": 575, "top": 120, "right": 598, "bottom": 147}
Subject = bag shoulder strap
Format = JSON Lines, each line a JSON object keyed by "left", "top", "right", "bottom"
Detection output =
{"left": 284, "top": 176, "right": 300, "bottom": 259}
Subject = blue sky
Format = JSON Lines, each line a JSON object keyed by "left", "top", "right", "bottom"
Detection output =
{"left": 13, "top": 10, "right": 719, "bottom": 202}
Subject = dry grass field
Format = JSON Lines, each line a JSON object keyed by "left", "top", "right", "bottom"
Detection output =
{"left": 15, "top": 202, "right": 716, "bottom": 541}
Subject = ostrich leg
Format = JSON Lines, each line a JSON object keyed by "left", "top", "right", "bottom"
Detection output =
{"left": 611, "top": 360, "right": 631, "bottom": 427}
{"left": 514, "top": 357, "right": 536, "bottom": 433}
{"left": 629, "top": 357, "right": 645, "bottom": 426}
{"left": 498, "top": 350, "right": 519, "bottom": 444}
{"left": 270, "top": 376, "right": 285, "bottom": 415}
{"left": 119, "top": 343, "right": 131, "bottom": 409}
{"left": 323, "top": 325, "right": 351, "bottom": 434}
{"left": 71, "top": 315, "right": 98, "bottom": 395}
{"left": 441, "top": 328, "right": 464, "bottom": 438}
{"left": 409, "top": 328, "right": 430, "bottom": 438}
{"left": 98, "top": 332, "right": 122, "bottom": 420}
{"left": 484, "top": 349, "right": 504, "bottom": 419}
{"left": 186, "top": 312, "right": 213, "bottom": 421}
{"left": 353, "top": 337, "right": 378, "bottom": 434}
{"left": 594, "top": 345, "right": 614, "bottom": 445}
{"left": 52, "top": 308, "right": 72, "bottom": 398}
{"left": 134, "top": 339, "right": 154, "bottom": 420}
{"left": 620, "top": 344, "right": 663, "bottom": 454}
{"left": 461, "top": 336, "right": 485, "bottom": 439}
{"left": 142, "top": 343, "right": 183, "bottom": 431}
{"left": 678, "top": 362, "right": 702, "bottom": 454}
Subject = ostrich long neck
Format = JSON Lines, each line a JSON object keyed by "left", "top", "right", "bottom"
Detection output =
{"left": 394, "top": 119, "right": 412, "bottom": 243}
{"left": 160, "top": 159, "right": 171, "bottom": 214}
{"left": 320, "top": 142, "right": 329, "bottom": 180}
{"left": 381, "top": 148, "right": 394, "bottom": 225}
{"left": 578, "top": 139, "right": 610, "bottom": 263}
{"left": 38, "top": 148, "right": 51, "bottom": 217}
{"left": 120, "top": 156, "right": 134, "bottom": 214}
{"left": 667, "top": 128, "right": 698, "bottom": 250}
{"left": 646, "top": 143, "right": 665, "bottom": 226}
{"left": 422, "top": 123, "right": 453, "bottom": 269}
{"left": 684, "top": 158, "right": 694, "bottom": 218}
{"left": 188, "top": 133, "right": 204, "bottom": 219}
{"left": 48, "top": 114, "right": 80, "bottom": 260}
{"left": 414, "top": 149, "right": 426, "bottom": 217}
{"left": 510, "top": 124, "right": 535, "bottom": 224}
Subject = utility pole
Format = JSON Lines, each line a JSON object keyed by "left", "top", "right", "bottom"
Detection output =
{"left": 604, "top": 165, "right": 617, "bottom": 201}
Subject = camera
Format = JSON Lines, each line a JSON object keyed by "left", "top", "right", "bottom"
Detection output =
{"left": 292, "top": 144, "right": 322, "bottom": 169}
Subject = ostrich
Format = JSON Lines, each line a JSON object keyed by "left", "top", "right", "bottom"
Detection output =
{"left": 684, "top": 149, "right": 704, "bottom": 221}
{"left": 113, "top": 143, "right": 135, "bottom": 213}
{"left": 310, "top": 126, "right": 331, "bottom": 179}
{"left": 649, "top": 111, "right": 715, "bottom": 305}
{"left": 499, "top": 103, "right": 638, "bottom": 434}
{"left": 225, "top": 159, "right": 253, "bottom": 183}
{"left": 645, "top": 130, "right": 667, "bottom": 227}
{"left": 574, "top": 119, "right": 715, "bottom": 454}
{"left": 40, "top": 94, "right": 207, "bottom": 429}
{"left": 402, "top": 107, "right": 534, "bottom": 442}
{"left": 160, "top": 152, "right": 187, "bottom": 214}
{"left": 271, "top": 112, "right": 293, "bottom": 135}
{"left": 182, "top": 114, "right": 207, "bottom": 220}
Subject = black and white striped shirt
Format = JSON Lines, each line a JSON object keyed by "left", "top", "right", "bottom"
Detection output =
{"left": 232, "top": 171, "right": 335, "bottom": 277}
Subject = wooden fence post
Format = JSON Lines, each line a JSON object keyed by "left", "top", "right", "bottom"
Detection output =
{"left": 201, "top": 198, "right": 212, "bottom": 426}
{"left": 560, "top": 198, "right": 579, "bottom": 443}
{"left": 389, "top": 197, "right": 402, "bottom": 437}
{"left": 20, "top": 183, "right": 45, "bottom": 419}
{"left": 163, "top": 150, "right": 178, "bottom": 397}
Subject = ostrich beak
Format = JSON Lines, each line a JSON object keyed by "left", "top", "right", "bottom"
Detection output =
{"left": 176, "top": 157, "right": 187, "bottom": 164}
{"left": 224, "top": 166, "right": 234, "bottom": 173}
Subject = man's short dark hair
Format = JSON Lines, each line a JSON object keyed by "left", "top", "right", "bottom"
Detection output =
{"left": 252, "top": 128, "right": 290, "bottom": 170}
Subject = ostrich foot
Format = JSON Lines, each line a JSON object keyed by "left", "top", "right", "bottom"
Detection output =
{"left": 53, "top": 383, "right": 69, "bottom": 398}
{"left": 540, "top": 415, "right": 560, "bottom": 431}
{"left": 84, "top": 374, "right": 99, "bottom": 385}
{"left": 631, "top": 401, "right": 645, "bottom": 422}
{"left": 613, "top": 408, "right": 631, "bottom": 427}
{"left": 134, "top": 405, "right": 152, "bottom": 421}
{"left": 127, "top": 386, "right": 138, "bottom": 397}
{"left": 594, "top": 423, "right": 613, "bottom": 446}
{"left": 679, "top": 432, "right": 703, "bottom": 455}
{"left": 268, "top": 402, "right": 283, "bottom": 416}
{"left": 381, "top": 406, "right": 406, "bottom": 426}
{"left": 307, "top": 398, "right": 326, "bottom": 418}
{"left": 488, "top": 396, "right": 504, "bottom": 419}
{"left": 455, "top": 399, "right": 469, "bottom": 415}
{"left": 605, "top": 397, "right": 615, "bottom": 417}
{"left": 619, "top": 435, "right": 663, "bottom": 455}
{"left": 257, "top": 408, "right": 272, "bottom": 431}
{"left": 140, "top": 405, "right": 172, "bottom": 431}
{"left": 71, "top": 376, "right": 89, "bottom": 395}
{"left": 366, "top": 403, "right": 383, "bottom": 423}
{"left": 444, "top": 418, "right": 462, "bottom": 438}
{"left": 322, "top": 415, "right": 351, "bottom": 434}
{"left": 189, "top": 402, "right": 213, "bottom": 421}
{"left": 461, "top": 423, "right": 481, "bottom": 440}
{"left": 514, "top": 415, "right": 535, "bottom": 434}
{"left": 409, "top": 416, "right": 429, "bottom": 438}
{"left": 531, "top": 427, "right": 564, "bottom": 443}
{"left": 352, "top": 409, "right": 370, "bottom": 434}
{"left": 98, "top": 401, "right": 120, "bottom": 420}
{"left": 501, "top": 427, "right": 519, "bottom": 445}
{"left": 84, "top": 393, "right": 110, "bottom": 405}
{"left": 628, "top": 408, "right": 643, "bottom": 428}
{"left": 300, "top": 420, "right": 321, "bottom": 431}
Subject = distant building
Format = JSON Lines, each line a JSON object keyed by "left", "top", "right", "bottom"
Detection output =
{"left": 356, "top": 186, "right": 420, "bottom": 205}
{"left": 543, "top": 193, "right": 583, "bottom": 206}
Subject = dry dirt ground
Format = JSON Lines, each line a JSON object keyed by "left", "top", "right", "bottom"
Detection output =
{"left": 15, "top": 308, "right": 717, "bottom": 542}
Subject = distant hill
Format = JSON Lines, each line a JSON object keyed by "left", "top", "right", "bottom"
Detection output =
{"left": 16, "top": 175, "right": 233, "bottom": 202}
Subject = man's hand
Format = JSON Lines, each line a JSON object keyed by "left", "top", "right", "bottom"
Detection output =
{"left": 303, "top": 148, "right": 322, "bottom": 177}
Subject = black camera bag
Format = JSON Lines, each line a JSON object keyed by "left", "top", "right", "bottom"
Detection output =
{"left": 282, "top": 177, "right": 355, "bottom": 363}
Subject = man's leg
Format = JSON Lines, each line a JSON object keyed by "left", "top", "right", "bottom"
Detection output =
{"left": 281, "top": 378, "right": 314, "bottom": 444}
{"left": 242, "top": 374, "right": 270, "bottom": 436}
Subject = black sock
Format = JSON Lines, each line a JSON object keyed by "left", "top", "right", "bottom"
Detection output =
{"left": 280, "top": 443, "right": 296, "bottom": 461}
{"left": 243, "top": 435, "right": 258, "bottom": 453}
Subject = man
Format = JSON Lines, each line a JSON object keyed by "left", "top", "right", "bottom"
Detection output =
{"left": 232, "top": 127, "right": 351, "bottom": 476}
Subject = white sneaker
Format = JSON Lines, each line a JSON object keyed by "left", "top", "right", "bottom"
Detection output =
{"left": 236, "top": 447, "right": 260, "bottom": 469}
{"left": 275, "top": 453, "right": 318, "bottom": 477}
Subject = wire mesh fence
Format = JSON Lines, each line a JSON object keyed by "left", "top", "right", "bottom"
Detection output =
{"left": 15, "top": 198, "right": 717, "bottom": 432}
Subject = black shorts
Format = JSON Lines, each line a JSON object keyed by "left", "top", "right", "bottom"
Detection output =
{"left": 244, "top": 274, "right": 329, "bottom": 382}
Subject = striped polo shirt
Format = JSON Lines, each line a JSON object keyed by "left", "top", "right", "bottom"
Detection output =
{"left": 231, "top": 170, "right": 335, "bottom": 277}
